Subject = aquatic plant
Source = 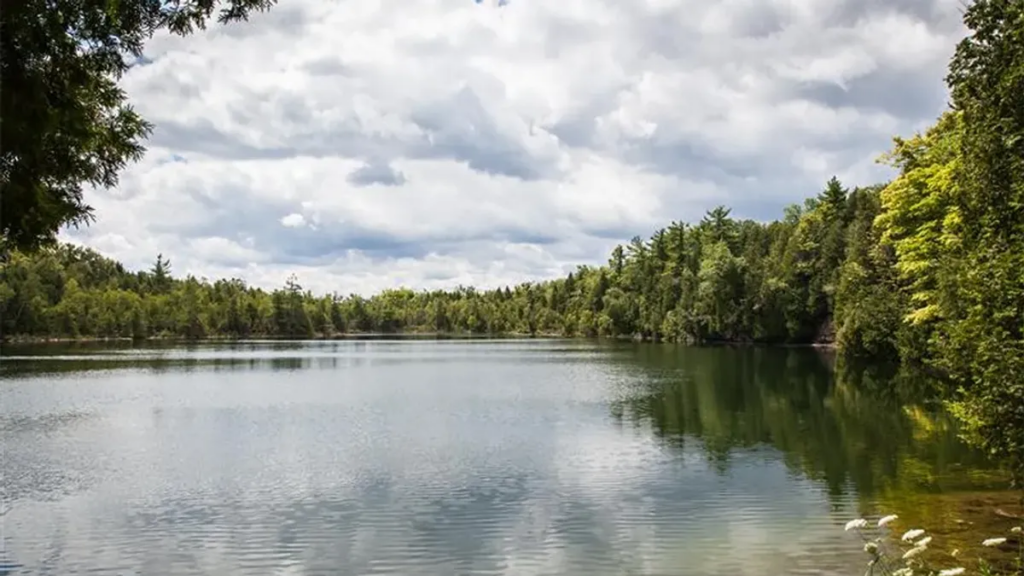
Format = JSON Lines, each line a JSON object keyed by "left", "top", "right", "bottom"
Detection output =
{"left": 843, "top": 514, "right": 1022, "bottom": 575}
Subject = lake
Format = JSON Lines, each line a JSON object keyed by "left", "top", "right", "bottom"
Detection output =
{"left": 0, "top": 339, "right": 1003, "bottom": 575}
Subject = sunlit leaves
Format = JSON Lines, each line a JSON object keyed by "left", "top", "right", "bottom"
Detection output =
{"left": 875, "top": 111, "right": 964, "bottom": 326}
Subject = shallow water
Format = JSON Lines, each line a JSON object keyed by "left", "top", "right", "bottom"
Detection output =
{"left": 0, "top": 340, "right": 999, "bottom": 575}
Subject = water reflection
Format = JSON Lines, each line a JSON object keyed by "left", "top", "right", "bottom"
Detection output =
{"left": 0, "top": 339, "right": 583, "bottom": 378}
{"left": 0, "top": 340, "right": 1002, "bottom": 576}
{"left": 607, "top": 345, "right": 999, "bottom": 500}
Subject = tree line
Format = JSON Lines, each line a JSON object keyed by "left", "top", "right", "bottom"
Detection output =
{"left": 0, "top": 179, "right": 890, "bottom": 347}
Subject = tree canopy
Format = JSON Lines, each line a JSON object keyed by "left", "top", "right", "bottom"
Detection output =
{"left": 0, "top": 0, "right": 277, "bottom": 250}
{"left": 930, "top": 0, "right": 1024, "bottom": 483}
{"left": 0, "top": 185, "right": 888, "bottom": 349}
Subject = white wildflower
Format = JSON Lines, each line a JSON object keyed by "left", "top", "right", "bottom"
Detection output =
{"left": 916, "top": 536, "right": 933, "bottom": 547}
{"left": 982, "top": 537, "right": 1007, "bottom": 547}
{"left": 903, "top": 545, "right": 927, "bottom": 560}
{"left": 938, "top": 568, "right": 965, "bottom": 576}
{"left": 901, "top": 528, "right": 926, "bottom": 542}
{"left": 845, "top": 518, "right": 868, "bottom": 531}
{"left": 1012, "top": 526, "right": 1022, "bottom": 534}
{"left": 864, "top": 542, "right": 879, "bottom": 556}
{"left": 878, "top": 514, "right": 899, "bottom": 527}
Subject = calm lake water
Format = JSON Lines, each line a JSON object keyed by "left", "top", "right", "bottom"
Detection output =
{"left": 0, "top": 339, "right": 1001, "bottom": 575}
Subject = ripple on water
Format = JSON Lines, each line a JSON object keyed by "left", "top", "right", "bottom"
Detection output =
{"left": 1, "top": 340, "right": 979, "bottom": 575}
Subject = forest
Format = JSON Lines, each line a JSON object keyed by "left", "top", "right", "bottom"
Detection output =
{"left": 0, "top": 178, "right": 891, "bottom": 349}
{"left": 1, "top": 1, "right": 1022, "bottom": 482}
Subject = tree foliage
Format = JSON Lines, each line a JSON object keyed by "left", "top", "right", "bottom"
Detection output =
{"left": 0, "top": 181, "right": 887, "bottom": 349}
{"left": 0, "top": 0, "right": 277, "bottom": 250}
{"left": 864, "top": 0, "right": 1024, "bottom": 481}
{"left": 934, "top": 0, "right": 1024, "bottom": 482}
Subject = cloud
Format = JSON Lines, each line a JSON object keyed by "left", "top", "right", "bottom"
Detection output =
{"left": 61, "top": 0, "right": 968, "bottom": 294}
{"left": 347, "top": 159, "right": 407, "bottom": 188}
{"left": 280, "top": 213, "right": 307, "bottom": 228}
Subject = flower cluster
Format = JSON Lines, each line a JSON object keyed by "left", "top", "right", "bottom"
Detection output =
{"left": 843, "top": 514, "right": 1022, "bottom": 576}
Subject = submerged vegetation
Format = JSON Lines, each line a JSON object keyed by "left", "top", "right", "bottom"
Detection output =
{"left": 844, "top": 514, "right": 1022, "bottom": 576}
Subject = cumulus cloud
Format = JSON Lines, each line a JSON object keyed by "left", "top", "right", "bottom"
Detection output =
{"left": 280, "top": 213, "right": 307, "bottom": 228}
{"left": 61, "top": 0, "right": 968, "bottom": 294}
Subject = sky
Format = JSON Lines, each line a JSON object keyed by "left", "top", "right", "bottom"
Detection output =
{"left": 62, "top": 0, "right": 968, "bottom": 296}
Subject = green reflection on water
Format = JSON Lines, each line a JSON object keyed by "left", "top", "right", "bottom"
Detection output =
{"left": 3, "top": 339, "right": 1018, "bottom": 574}
{"left": 606, "top": 344, "right": 1006, "bottom": 500}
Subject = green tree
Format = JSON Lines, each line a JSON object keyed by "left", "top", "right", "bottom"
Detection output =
{"left": 834, "top": 186, "right": 904, "bottom": 360}
{"left": 696, "top": 241, "right": 745, "bottom": 341}
{"left": 938, "top": 0, "right": 1024, "bottom": 481}
{"left": 875, "top": 112, "right": 962, "bottom": 328}
{"left": 0, "top": 0, "right": 277, "bottom": 250}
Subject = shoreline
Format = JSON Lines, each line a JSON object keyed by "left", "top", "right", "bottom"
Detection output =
{"left": 1, "top": 332, "right": 838, "bottom": 350}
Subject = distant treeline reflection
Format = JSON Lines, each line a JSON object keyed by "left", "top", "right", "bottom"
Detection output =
{"left": 3, "top": 341, "right": 1003, "bottom": 502}
{"left": 605, "top": 345, "right": 1002, "bottom": 500}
